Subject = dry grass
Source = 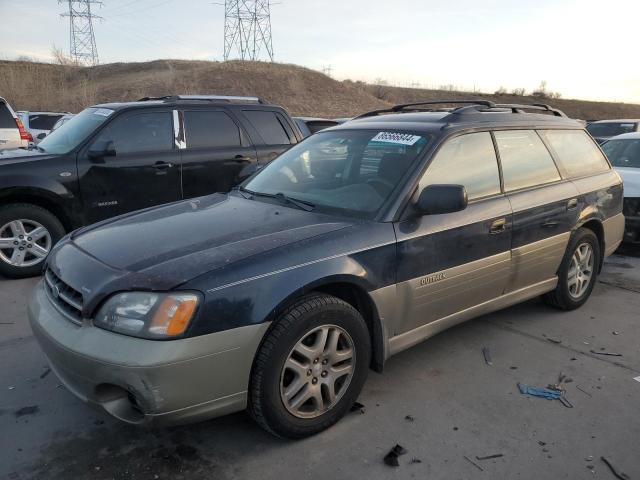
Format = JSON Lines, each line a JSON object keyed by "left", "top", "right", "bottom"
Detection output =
{"left": 1, "top": 59, "right": 639, "bottom": 120}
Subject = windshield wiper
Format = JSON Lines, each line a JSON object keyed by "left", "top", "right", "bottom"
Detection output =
{"left": 241, "top": 188, "right": 315, "bottom": 211}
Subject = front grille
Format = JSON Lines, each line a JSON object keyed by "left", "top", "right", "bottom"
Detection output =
{"left": 44, "top": 268, "right": 84, "bottom": 324}
{"left": 623, "top": 198, "right": 639, "bottom": 217}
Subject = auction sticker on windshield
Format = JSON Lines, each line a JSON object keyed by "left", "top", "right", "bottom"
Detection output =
{"left": 371, "top": 131, "right": 422, "bottom": 146}
{"left": 93, "top": 108, "right": 114, "bottom": 117}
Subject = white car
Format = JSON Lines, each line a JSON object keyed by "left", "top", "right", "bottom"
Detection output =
{"left": 16, "top": 111, "right": 68, "bottom": 144}
{"left": 602, "top": 132, "right": 640, "bottom": 243}
{"left": 0, "top": 97, "right": 30, "bottom": 150}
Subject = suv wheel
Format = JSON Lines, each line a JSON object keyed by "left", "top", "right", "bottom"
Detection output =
{"left": 0, "top": 204, "right": 65, "bottom": 278}
{"left": 543, "top": 228, "right": 600, "bottom": 310}
{"left": 249, "top": 294, "right": 371, "bottom": 438}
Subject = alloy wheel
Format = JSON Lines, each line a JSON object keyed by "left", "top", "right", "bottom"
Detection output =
{"left": 0, "top": 219, "right": 52, "bottom": 268}
{"left": 567, "top": 242, "right": 594, "bottom": 299}
{"left": 280, "top": 324, "right": 356, "bottom": 419}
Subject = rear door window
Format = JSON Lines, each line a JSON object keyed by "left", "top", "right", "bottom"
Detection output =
{"left": 494, "top": 130, "right": 561, "bottom": 191}
{"left": 540, "top": 130, "right": 610, "bottom": 177}
{"left": 94, "top": 112, "right": 173, "bottom": 155}
{"left": 29, "top": 114, "right": 62, "bottom": 131}
{"left": 184, "top": 111, "right": 241, "bottom": 148}
{"left": 420, "top": 132, "right": 501, "bottom": 200}
{"left": 0, "top": 103, "right": 15, "bottom": 128}
{"left": 243, "top": 110, "right": 291, "bottom": 145}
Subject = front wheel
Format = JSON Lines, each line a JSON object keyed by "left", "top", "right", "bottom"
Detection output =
{"left": 543, "top": 228, "right": 600, "bottom": 310}
{"left": 249, "top": 294, "right": 371, "bottom": 438}
{"left": 0, "top": 204, "right": 65, "bottom": 278}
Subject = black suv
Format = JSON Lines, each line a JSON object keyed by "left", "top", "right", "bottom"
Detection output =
{"left": 0, "top": 95, "right": 302, "bottom": 278}
{"left": 30, "top": 100, "right": 624, "bottom": 438}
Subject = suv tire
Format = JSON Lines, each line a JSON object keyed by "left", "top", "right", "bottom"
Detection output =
{"left": 543, "top": 227, "right": 600, "bottom": 310}
{"left": 249, "top": 293, "right": 371, "bottom": 439}
{"left": 0, "top": 203, "right": 65, "bottom": 279}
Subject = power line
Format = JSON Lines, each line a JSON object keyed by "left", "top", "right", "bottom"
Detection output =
{"left": 223, "top": 0, "right": 274, "bottom": 61}
{"left": 60, "top": 0, "right": 102, "bottom": 66}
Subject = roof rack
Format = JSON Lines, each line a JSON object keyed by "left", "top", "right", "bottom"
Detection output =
{"left": 355, "top": 100, "right": 495, "bottom": 119}
{"left": 137, "top": 95, "right": 267, "bottom": 104}
{"left": 355, "top": 100, "right": 567, "bottom": 119}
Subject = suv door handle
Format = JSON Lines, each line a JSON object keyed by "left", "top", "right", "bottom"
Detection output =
{"left": 490, "top": 218, "right": 507, "bottom": 234}
{"left": 152, "top": 161, "right": 173, "bottom": 170}
{"left": 233, "top": 155, "right": 251, "bottom": 161}
{"left": 567, "top": 198, "right": 578, "bottom": 210}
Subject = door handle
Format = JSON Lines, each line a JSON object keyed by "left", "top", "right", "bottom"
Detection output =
{"left": 567, "top": 198, "right": 578, "bottom": 210}
{"left": 542, "top": 220, "right": 560, "bottom": 228}
{"left": 490, "top": 218, "right": 507, "bottom": 234}
{"left": 234, "top": 155, "right": 251, "bottom": 161}
{"left": 152, "top": 161, "right": 173, "bottom": 170}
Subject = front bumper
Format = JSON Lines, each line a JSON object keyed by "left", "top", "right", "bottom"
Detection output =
{"left": 28, "top": 281, "right": 269, "bottom": 426}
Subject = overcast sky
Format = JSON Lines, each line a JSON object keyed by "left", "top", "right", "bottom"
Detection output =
{"left": 1, "top": 0, "right": 639, "bottom": 103}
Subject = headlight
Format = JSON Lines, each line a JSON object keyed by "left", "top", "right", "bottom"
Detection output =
{"left": 94, "top": 291, "right": 200, "bottom": 339}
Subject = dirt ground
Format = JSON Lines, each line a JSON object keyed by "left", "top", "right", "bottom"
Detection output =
{"left": 1, "top": 247, "right": 639, "bottom": 480}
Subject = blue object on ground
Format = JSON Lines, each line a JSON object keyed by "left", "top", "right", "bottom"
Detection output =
{"left": 517, "top": 383, "right": 562, "bottom": 400}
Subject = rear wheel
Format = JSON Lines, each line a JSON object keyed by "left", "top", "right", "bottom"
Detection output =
{"left": 0, "top": 204, "right": 65, "bottom": 278}
{"left": 249, "top": 294, "right": 370, "bottom": 438}
{"left": 543, "top": 228, "right": 600, "bottom": 310}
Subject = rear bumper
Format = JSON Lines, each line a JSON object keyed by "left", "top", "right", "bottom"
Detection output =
{"left": 28, "top": 281, "right": 269, "bottom": 426}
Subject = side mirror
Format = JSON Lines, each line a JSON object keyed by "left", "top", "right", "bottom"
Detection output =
{"left": 88, "top": 140, "right": 116, "bottom": 159}
{"left": 416, "top": 184, "right": 468, "bottom": 215}
{"left": 36, "top": 133, "right": 47, "bottom": 140}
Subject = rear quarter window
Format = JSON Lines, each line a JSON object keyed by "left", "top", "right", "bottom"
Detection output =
{"left": 539, "top": 130, "right": 610, "bottom": 178}
{"left": 243, "top": 110, "right": 291, "bottom": 145}
{"left": 494, "top": 130, "right": 561, "bottom": 191}
{"left": 0, "top": 103, "right": 16, "bottom": 129}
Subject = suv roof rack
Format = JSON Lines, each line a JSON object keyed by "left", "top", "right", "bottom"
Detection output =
{"left": 137, "top": 95, "right": 268, "bottom": 104}
{"left": 355, "top": 100, "right": 567, "bottom": 119}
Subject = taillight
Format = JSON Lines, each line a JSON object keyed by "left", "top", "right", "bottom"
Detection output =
{"left": 15, "top": 118, "right": 33, "bottom": 142}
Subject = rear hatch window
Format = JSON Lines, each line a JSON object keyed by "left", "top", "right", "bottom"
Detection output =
{"left": 0, "top": 102, "right": 16, "bottom": 129}
{"left": 29, "top": 114, "right": 62, "bottom": 131}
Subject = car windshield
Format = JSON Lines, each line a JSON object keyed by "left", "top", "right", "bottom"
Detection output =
{"left": 602, "top": 139, "right": 640, "bottom": 168}
{"left": 37, "top": 107, "right": 113, "bottom": 154}
{"left": 587, "top": 122, "right": 637, "bottom": 138}
{"left": 243, "top": 129, "right": 430, "bottom": 218}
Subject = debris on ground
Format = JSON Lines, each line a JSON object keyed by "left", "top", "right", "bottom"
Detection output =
{"left": 538, "top": 441, "right": 546, "bottom": 446}
{"left": 613, "top": 331, "right": 620, "bottom": 335}
{"left": 8, "top": 386, "right": 15, "bottom": 390}
{"left": 576, "top": 386, "right": 593, "bottom": 397}
{"left": 601, "top": 456, "right": 631, "bottom": 480}
{"left": 585, "top": 456, "right": 594, "bottom": 461}
{"left": 404, "top": 415, "right": 414, "bottom": 422}
{"left": 410, "top": 458, "right": 422, "bottom": 464}
{"left": 39, "top": 368, "right": 51, "bottom": 379}
{"left": 547, "top": 338, "right": 562, "bottom": 344}
{"left": 590, "top": 350, "right": 623, "bottom": 357}
{"left": 510, "top": 366, "right": 518, "bottom": 370}
{"left": 350, "top": 401, "right": 365, "bottom": 414}
{"left": 518, "top": 383, "right": 562, "bottom": 400}
{"left": 475, "top": 454, "right": 504, "bottom": 460}
{"left": 383, "top": 444, "right": 408, "bottom": 467}
{"left": 633, "top": 376, "right": 640, "bottom": 383}
{"left": 482, "top": 347, "right": 493, "bottom": 366}
{"left": 463, "top": 455, "right": 483, "bottom": 471}
{"left": 14, "top": 406, "right": 39, "bottom": 417}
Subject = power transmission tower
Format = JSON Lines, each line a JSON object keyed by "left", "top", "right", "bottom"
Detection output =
{"left": 60, "top": 0, "right": 102, "bottom": 66}
{"left": 223, "top": 0, "right": 274, "bottom": 61}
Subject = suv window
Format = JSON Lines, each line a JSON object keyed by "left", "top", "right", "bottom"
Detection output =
{"left": 184, "top": 111, "right": 241, "bottom": 148}
{"left": 29, "top": 114, "right": 61, "bottom": 131}
{"left": 494, "top": 130, "right": 561, "bottom": 191}
{"left": 420, "top": 132, "right": 501, "bottom": 200}
{"left": 243, "top": 110, "right": 290, "bottom": 145}
{"left": 0, "top": 102, "right": 15, "bottom": 128}
{"left": 540, "top": 130, "right": 609, "bottom": 177}
{"left": 94, "top": 112, "right": 173, "bottom": 155}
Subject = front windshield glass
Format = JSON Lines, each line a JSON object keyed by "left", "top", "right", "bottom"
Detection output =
{"left": 243, "top": 130, "right": 430, "bottom": 218}
{"left": 587, "top": 122, "right": 637, "bottom": 138}
{"left": 602, "top": 139, "right": 640, "bottom": 168}
{"left": 38, "top": 107, "right": 113, "bottom": 154}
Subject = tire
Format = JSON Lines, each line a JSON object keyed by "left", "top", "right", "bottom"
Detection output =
{"left": 0, "top": 203, "right": 65, "bottom": 279}
{"left": 543, "top": 227, "right": 600, "bottom": 310}
{"left": 249, "top": 293, "right": 371, "bottom": 439}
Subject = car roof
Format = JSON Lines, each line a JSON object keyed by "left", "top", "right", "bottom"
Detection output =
{"left": 91, "top": 95, "right": 276, "bottom": 111}
{"left": 589, "top": 119, "right": 640, "bottom": 124}
{"left": 16, "top": 111, "right": 69, "bottom": 115}
{"left": 329, "top": 109, "right": 582, "bottom": 135}
{"left": 607, "top": 132, "right": 640, "bottom": 140}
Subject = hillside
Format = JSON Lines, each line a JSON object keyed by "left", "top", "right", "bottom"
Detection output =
{"left": 1, "top": 59, "right": 639, "bottom": 120}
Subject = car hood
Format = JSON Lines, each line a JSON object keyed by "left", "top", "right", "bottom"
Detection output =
{"left": 69, "top": 194, "right": 354, "bottom": 285}
{"left": 615, "top": 167, "right": 640, "bottom": 197}
{"left": 0, "top": 148, "right": 57, "bottom": 163}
